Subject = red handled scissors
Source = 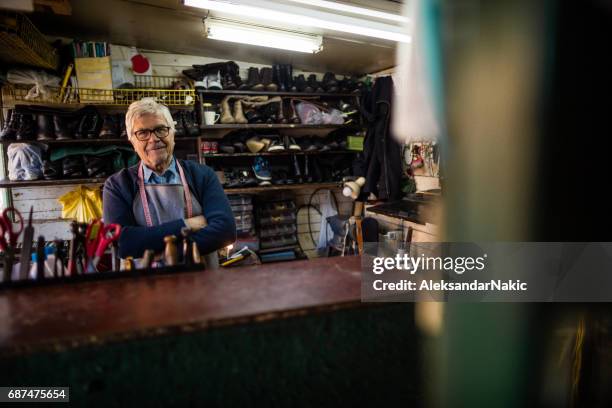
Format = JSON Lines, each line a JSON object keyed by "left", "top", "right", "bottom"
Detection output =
{"left": 86, "top": 221, "right": 121, "bottom": 273}
{"left": 0, "top": 207, "right": 24, "bottom": 282}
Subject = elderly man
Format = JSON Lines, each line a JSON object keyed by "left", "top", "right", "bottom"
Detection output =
{"left": 103, "top": 98, "right": 236, "bottom": 259}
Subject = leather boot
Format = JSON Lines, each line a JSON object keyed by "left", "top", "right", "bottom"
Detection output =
{"left": 54, "top": 115, "right": 73, "bottom": 140}
{"left": 0, "top": 110, "right": 17, "bottom": 140}
{"left": 174, "top": 111, "right": 186, "bottom": 137}
{"left": 261, "top": 67, "right": 277, "bottom": 92}
{"left": 74, "top": 114, "right": 89, "bottom": 139}
{"left": 303, "top": 154, "right": 312, "bottom": 183}
{"left": 284, "top": 65, "right": 296, "bottom": 92}
{"left": 99, "top": 114, "right": 118, "bottom": 139}
{"left": 323, "top": 72, "right": 339, "bottom": 93}
{"left": 307, "top": 74, "right": 324, "bottom": 93}
{"left": 117, "top": 114, "right": 127, "bottom": 138}
{"left": 184, "top": 110, "right": 200, "bottom": 136}
{"left": 17, "top": 113, "right": 35, "bottom": 140}
{"left": 220, "top": 96, "right": 235, "bottom": 124}
{"left": 278, "top": 99, "right": 288, "bottom": 124}
{"left": 273, "top": 64, "right": 285, "bottom": 92}
{"left": 294, "top": 74, "right": 308, "bottom": 92}
{"left": 289, "top": 99, "right": 300, "bottom": 124}
{"left": 233, "top": 99, "right": 248, "bottom": 124}
{"left": 36, "top": 114, "right": 54, "bottom": 141}
{"left": 86, "top": 112, "right": 102, "bottom": 139}
{"left": 223, "top": 73, "right": 237, "bottom": 90}
{"left": 291, "top": 154, "right": 302, "bottom": 183}
{"left": 248, "top": 67, "right": 264, "bottom": 91}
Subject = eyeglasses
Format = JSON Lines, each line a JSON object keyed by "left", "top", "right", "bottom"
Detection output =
{"left": 133, "top": 126, "right": 171, "bottom": 141}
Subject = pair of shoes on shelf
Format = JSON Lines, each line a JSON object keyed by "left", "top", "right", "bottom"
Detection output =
{"left": 0, "top": 110, "right": 36, "bottom": 141}
{"left": 98, "top": 114, "right": 128, "bottom": 139}
{"left": 246, "top": 135, "right": 300, "bottom": 153}
{"left": 239, "top": 67, "right": 277, "bottom": 91}
{"left": 223, "top": 168, "right": 258, "bottom": 188}
{"left": 172, "top": 110, "right": 200, "bottom": 137}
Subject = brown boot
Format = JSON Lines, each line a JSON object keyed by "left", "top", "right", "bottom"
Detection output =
{"left": 220, "top": 96, "right": 235, "bottom": 123}
{"left": 233, "top": 99, "right": 248, "bottom": 124}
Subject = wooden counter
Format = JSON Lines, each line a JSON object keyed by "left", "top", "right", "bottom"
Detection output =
{"left": 0, "top": 256, "right": 363, "bottom": 357}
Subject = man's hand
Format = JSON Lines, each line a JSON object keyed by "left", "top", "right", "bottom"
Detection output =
{"left": 185, "top": 215, "right": 207, "bottom": 231}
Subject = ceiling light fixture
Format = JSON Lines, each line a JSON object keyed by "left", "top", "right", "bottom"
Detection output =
{"left": 205, "top": 18, "right": 323, "bottom": 53}
{"left": 286, "top": 0, "right": 408, "bottom": 23}
{"left": 184, "top": 0, "right": 411, "bottom": 43}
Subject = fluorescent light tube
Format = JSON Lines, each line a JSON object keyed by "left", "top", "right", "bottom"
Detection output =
{"left": 206, "top": 19, "right": 323, "bottom": 53}
{"left": 286, "top": 0, "right": 408, "bottom": 23}
{"left": 184, "top": 0, "right": 411, "bottom": 43}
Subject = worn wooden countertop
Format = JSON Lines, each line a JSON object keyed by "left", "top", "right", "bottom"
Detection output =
{"left": 0, "top": 256, "right": 363, "bottom": 357}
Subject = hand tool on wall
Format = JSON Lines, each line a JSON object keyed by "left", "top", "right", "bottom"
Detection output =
{"left": 35, "top": 236, "right": 45, "bottom": 280}
{"left": 164, "top": 235, "right": 178, "bottom": 266}
{"left": 18, "top": 207, "right": 34, "bottom": 280}
{"left": 0, "top": 207, "right": 24, "bottom": 282}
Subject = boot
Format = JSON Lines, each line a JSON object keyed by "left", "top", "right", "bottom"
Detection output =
{"left": 99, "top": 114, "right": 119, "bottom": 139}
{"left": 284, "top": 65, "right": 296, "bottom": 92}
{"left": 261, "top": 67, "right": 277, "bottom": 92}
{"left": 291, "top": 154, "right": 302, "bottom": 183}
{"left": 0, "top": 109, "right": 17, "bottom": 140}
{"left": 233, "top": 99, "right": 248, "bottom": 124}
{"left": 289, "top": 99, "right": 300, "bottom": 124}
{"left": 184, "top": 110, "right": 200, "bottom": 136}
{"left": 311, "top": 156, "right": 323, "bottom": 182}
{"left": 278, "top": 99, "right": 288, "bottom": 124}
{"left": 117, "top": 114, "right": 127, "bottom": 138}
{"left": 247, "top": 67, "right": 264, "bottom": 91}
{"left": 74, "top": 114, "right": 89, "bottom": 139}
{"left": 16, "top": 113, "right": 35, "bottom": 141}
{"left": 323, "top": 72, "right": 339, "bottom": 93}
{"left": 206, "top": 70, "right": 223, "bottom": 90}
{"left": 220, "top": 96, "right": 235, "bottom": 124}
{"left": 54, "top": 115, "right": 73, "bottom": 140}
{"left": 174, "top": 111, "right": 186, "bottom": 137}
{"left": 223, "top": 73, "right": 237, "bottom": 90}
{"left": 295, "top": 74, "right": 308, "bottom": 92}
{"left": 86, "top": 112, "right": 102, "bottom": 139}
{"left": 303, "top": 154, "right": 312, "bottom": 183}
{"left": 273, "top": 64, "right": 285, "bottom": 92}
{"left": 307, "top": 74, "right": 324, "bottom": 93}
{"left": 36, "top": 114, "right": 54, "bottom": 140}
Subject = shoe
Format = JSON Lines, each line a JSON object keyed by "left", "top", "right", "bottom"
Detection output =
{"left": 220, "top": 96, "right": 235, "bottom": 124}
{"left": 284, "top": 65, "right": 296, "bottom": 92}
{"left": 284, "top": 135, "right": 301, "bottom": 151}
{"left": 53, "top": 115, "right": 73, "bottom": 140}
{"left": 261, "top": 67, "right": 277, "bottom": 92}
{"left": 117, "top": 114, "right": 127, "bottom": 138}
{"left": 291, "top": 154, "right": 302, "bottom": 183}
{"left": 311, "top": 156, "right": 323, "bottom": 182}
{"left": 74, "top": 113, "right": 89, "bottom": 139}
{"left": 277, "top": 99, "right": 288, "bottom": 124}
{"left": 206, "top": 70, "right": 223, "bottom": 90}
{"left": 223, "top": 73, "right": 237, "bottom": 90}
{"left": 246, "top": 137, "right": 266, "bottom": 153}
{"left": 252, "top": 157, "right": 272, "bottom": 181}
{"left": 36, "top": 114, "right": 55, "bottom": 140}
{"left": 184, "top": 110, "right": 200, "bottom": 137}
{"left": 273, "top": 64, "right": 286, "bottom": 92}
{"left": 289, "top": 99, "right": 301, "bottom": 124}
{"left": 173, "top": 111, "right": 186, "bottom": 137}
{"left": 63, "top": 156, "right": 85, "bottom": 178}
{"left": 194, "top": 73, "right": 207, "bottom": 91}
{"left": 0, "top": 110, "right": 17, "bottom": 140}
{"left": 323, "top": 72, "right": 339, "bottom": 93}
{"left": 99, "top": 115, "right": 119, "bottom": 139}
{"left": 233, "top": 99, "right": 248, "bottom": 124}
{"left": 85, "top": 112, "right": 102, "bottom": 139}
{"left": 244, "top": 109, "right": 264, "bottom": 124}
{"left": 294, "top": 74, "right": 307, "bottom": 92}
{"left": 84, "top": 156, "right": 111, "bottom": 178}
{"left": 16, "top": 113, "right": 35, "bottom": 141}
{"left": 303, "top": 154, "right": 312, "bottom": 183}
{"left": 298, "top": 136, "right": 316, "bottom": 151}
{"left": 42, "top": 159, "right": 62, "bottom": 180}
{"left": 307, "top": 74, "right": 324, "bottom": 93}
{"left": 247, "top": 67, "right": 264, "bottom": 91}
{"left": 267, "top": 137, "right": 285, "bottom": 152}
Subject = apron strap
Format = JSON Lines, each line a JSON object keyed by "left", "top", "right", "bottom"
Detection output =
{"left": 138, "top": 160, "right": 194, "bottom": 227}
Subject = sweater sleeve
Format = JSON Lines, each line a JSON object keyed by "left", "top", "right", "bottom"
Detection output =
{"left": 102, "top": 174, "right": 186, "bottom": 258}
{"left": 188, "top": 164, "right": 237, "bottom": 254}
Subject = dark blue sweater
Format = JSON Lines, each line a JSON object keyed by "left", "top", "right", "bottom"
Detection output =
{"left": 103, "top": 160, "right": 236, "bottom": 258}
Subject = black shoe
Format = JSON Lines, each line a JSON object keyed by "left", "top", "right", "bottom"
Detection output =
{"left": 117, "top": 114, "right": 127, "bottom": 138}
{"left": 74, "top": 113, "right": 89, "bottom": 139}
{"left": 284, "top": 65, "right": 296, "bottom": 92}
{"left": 16, "top": 113, "right": 35, "bottom": 141}
{"left": 303, "top": 154, "right": 312, "bottom": 183}
{"left": 173, "top": 111, "right": 186, "bottom": 137}
{"left": 261, "top": 67, "right": 277, "bottom": 92}
{"left": 294, "top": 74, "right": 307, "bottom": 92}
{"left": 53, "top": 115, "right": 73, "bottom": 140}
{"left": 311, "top": 156, "right": 323, "bottom": 182}
{"left": 99, "top": 115, "right": 119, "bottom": 139}
{"left": 86, "top": 112, "right": 102, "bottom": 139}
{"left": 42, "top": 159, "right": 62, "bottom": 180}
{"left": 273, "top": 64, "right": 286, "bottom": 92}
{"left": 244, "top": 109, "right": 264, "bottom": 124}
{"left": 267, "top": 137, "right": 285, "bottom": 152}
{"left": 184, "top": 110, "right": 200, "bottom": 137}
{"left": 37, "top": 114, "right": 55, "bottom": 141}
{"left": 63, "top": 156, "right": 85, "bottom": 178}
{"left": 307, "top": 74, "right": 324, "bottom": 93}
{"left": 246, "top": 67, "right": 264, "bottom": 91}
{"left": 84, "top": 156, "right": 111, "bottom": 178}
{"left": 298, "top": 136, "right": 316, "bottom": 151}
{"left": 0, "top": 109, "right": 17, "bottom": 140}
{"left": 323, "top": 72, "right": 339, "bottom": 93}
{"left": 291, "top": 154, "right": 302, "bottom": 183}
{"left": 285, "top": 135, "right": 301, "bottom": 151}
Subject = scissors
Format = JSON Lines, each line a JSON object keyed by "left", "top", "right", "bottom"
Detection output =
{"left": 86, "top": 221, "right": 121, "bottom": 273}
{"left": 0, "top": 207, "right": 24, "bottom": 282}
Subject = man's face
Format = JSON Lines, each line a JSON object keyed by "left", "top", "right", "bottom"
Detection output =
{"left": 130, "top": 113, "right": 175, "bottom": 171}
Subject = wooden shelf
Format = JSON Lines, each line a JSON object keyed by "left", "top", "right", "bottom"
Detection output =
{"left": 200, "top": 124, "right": 347, "bottom": 130}
{"left": 0, "top": 136, "right": 201, "bottom": 145}
{"left": 198, "top": 90, "right": 360, "bottom": 97}
{"left": 0, "top": 178, "right": 106, "bottom": 188}
{"left": 224, "top": 182, "right": 341, "bottom": 194}
{"left": 202, "top": 150, "right": 358, "bottom": 158}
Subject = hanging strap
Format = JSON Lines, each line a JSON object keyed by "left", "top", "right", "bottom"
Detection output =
{"left": 138, "top": 160, "right": 193, "bottom": 227}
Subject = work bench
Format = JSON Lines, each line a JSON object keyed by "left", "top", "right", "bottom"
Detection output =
{"left": 0, "top": 257, "right": 419, "bottom": 406}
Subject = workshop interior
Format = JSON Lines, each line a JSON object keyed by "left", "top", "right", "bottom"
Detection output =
{"left": 0, "top": 0, "right": 611, "bottom": 406}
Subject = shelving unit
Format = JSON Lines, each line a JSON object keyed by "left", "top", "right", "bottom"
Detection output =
{"left": 200, "top": 124, "right": 348, "bottom": 130}
{"left": 202, "top": 150, "right": 355, "bottom": 158}
{"left": 199, "top": 90, "right": 360, "bottom": 97}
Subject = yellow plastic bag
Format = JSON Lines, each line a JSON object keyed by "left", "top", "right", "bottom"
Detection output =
{"left": 58, "top": 185, "right": 103, "bottom": 223}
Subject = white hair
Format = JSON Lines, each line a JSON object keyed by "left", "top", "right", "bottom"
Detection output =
{"left": 125, "top": 97, "right": 174, "bottom": 138}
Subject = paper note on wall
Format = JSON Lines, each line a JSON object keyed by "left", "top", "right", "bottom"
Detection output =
{"left": 74, "top": 57, "right": 114, "bottom": 102}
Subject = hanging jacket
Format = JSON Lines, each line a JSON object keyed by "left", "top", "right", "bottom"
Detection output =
{"left": 359, "top": 76, "right": 403, "bottom": 200}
